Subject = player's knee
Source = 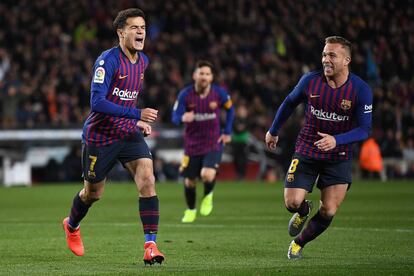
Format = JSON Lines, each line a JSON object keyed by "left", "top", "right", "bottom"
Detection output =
{"left": 319, "top": 203, "right": 339, "bottom": 217}
{"left": 82, "top": 191, "right": 101, "bottom": 204}
{"left": 137, "top": 172, "right": 155, "bottom": 195}
{"left": 284, "top": 198, "right": 304, "bottom": 212}
{"left": 138, "top": 173, "right": 155, "bottom": 187}
{"left": 184, "top": 179, "right": 196, "bottom": 188}
{"left": 200, "top": 171, "right": 215, "bottom": 182}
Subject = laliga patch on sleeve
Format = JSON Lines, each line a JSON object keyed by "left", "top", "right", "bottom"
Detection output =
{"left": 93, "top": 67, "right": 105, "bottom": 83}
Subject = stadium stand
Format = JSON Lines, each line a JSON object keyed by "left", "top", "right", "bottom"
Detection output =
{"left": 0, "top": 0, "right": 413, "bottom": 182}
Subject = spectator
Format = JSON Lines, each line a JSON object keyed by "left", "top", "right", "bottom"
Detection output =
{"left": 232, "top": 103, "right": 250, "bottom": 180}
{"left": 359, "top": 138, "right": 384, "bottom": 180}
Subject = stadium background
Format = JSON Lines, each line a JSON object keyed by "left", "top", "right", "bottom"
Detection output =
{"left": 0, "top": 0, "right": 414, "bottom": 185}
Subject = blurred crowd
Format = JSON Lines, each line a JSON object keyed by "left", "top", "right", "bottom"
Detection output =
{"left": 1, "top": 0, "right": 414, "bottom": 178}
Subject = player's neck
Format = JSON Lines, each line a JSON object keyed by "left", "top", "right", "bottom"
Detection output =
{"left": 325, "top": 70, "right": 349, "bottom": 89}
{"left": 195, "top": 85, "right": 211, "bottom": 98}
{"left": 120, "top": 44, "right": 139, "bottom": 64}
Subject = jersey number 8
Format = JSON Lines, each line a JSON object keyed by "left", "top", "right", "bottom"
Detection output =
{"left": 288, "top": 158, "right": 299, "bottom": 173}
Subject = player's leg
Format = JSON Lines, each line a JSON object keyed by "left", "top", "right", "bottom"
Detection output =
{"left": 121, "top": 135, "right": 164, "bottom": 265}
{"left": 182, "top": 177, "right": 197, "bottom": 222}
{"left": 286, "top": 189, "right": 314, "bottom": 259}
{"left": 284, "top": 155, "right": 317, "bottom": 237}
{"left": 179, "top": 155, "right": 201, "bottom": 222}
{"left": 199, "top": 167, "right": 216, "bottom": 216}
{"left": 124, "top": 158, "right": 158, "bottom": 237}
{"left": 68, "top": 180, "right": 106, "bottom": 228}
{"left": 290, "top": 158, "right": 351, "bottom": 259}
{"left": 283, "top": 154, "right": 318, "bottom": 259}
{"left": 199, "top": 151, "right": 221, "bottom": 216}
{"left": 292, "top": 184, "right": 348, "bottom": 254}
{"left": 124, "top": 157, "right": 164, "bottom": 265}
{"left": 62, "top": 180, "right": 105, "bottom": 256}
{"left": 284, "top": 188, "right": 308, "bottom": 216}
{"left": 63, "top": 143, "right": 118, "bottom": 256}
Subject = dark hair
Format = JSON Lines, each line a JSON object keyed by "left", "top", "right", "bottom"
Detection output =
{"left": 113, "top": 8, "right": 146, "bottom": 31}
{"left": 195, "top": 60, "right": 215, "bottom": 73}
{"left": 325, "top": 36, "right": 352, "bottom": 56}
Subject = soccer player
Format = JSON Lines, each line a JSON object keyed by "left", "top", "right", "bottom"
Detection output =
{"left": 172, "top": 60, "right": 235, "bottom": 223}
{"left": 61, "top": 8, "right": 164, "bottom": 265}
{"left": 265, "top": 36, "right": 372, "bottom": 259}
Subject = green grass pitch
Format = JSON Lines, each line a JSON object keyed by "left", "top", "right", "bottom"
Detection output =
{"left": 0, "top": 180, "right": 413, "bottom": 275}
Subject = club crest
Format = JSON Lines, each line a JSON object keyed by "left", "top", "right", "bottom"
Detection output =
{"left": 87, "top": 171, "right": 96, "bottom": 179}
{"left": 340, "top": 99, "right": 352, "bottom": 110}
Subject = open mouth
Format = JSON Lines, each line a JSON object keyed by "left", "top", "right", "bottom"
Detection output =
{"left": 135, "top": 37, "right": 144, "bottom": 43}
{"left": 323, "top": 64, "right": 333, "bottom": 71}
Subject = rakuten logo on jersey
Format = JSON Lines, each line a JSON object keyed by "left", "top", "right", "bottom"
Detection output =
{"left": 310, "top": 106, "right": 349, "bottom": 122}
{"left": 194, "top": 113, "right": 217, "bottom": 121}
{"left": 112, "top": 87, "right": 139, "bottom": 101}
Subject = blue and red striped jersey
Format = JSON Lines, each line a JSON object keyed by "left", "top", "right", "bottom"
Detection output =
{"left": 269, "top": 70, "right": 373, "bottom": 160}
{"left": 82, "top": 46, "right": 148, "bottom": 146}
{"left": 172, "top": 84, "right": 234, "bottom": 156}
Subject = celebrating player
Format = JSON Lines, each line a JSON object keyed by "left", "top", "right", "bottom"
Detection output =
{"left": 62, "top": 8, "right": 164, "bottom": 265}
{"left": 265, "top": 36, "right": 373, "bottom": 259}
{"left": 172, "top": 60, "right": 235, "bottom": 223}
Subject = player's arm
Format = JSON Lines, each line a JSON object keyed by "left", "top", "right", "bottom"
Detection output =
{"left": 91, "top": 91, "right": 143, "bottom": 119}
{"left": 171, "top": 91, "right": 189, "bottom": 125}
{"left": 218, "top": 90, "right": 235, "bottom": 145}
{"left": 333, "top": 85, "right": 373, "bottom": 145}
{"left": 268, "top": 75, "right": 308, "bottom": 137}
{"left": 266, "top": 75, "right": 307, "bottom": 150}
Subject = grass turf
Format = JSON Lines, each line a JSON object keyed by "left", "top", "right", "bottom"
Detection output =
{"left": 0, "top": 180, "right": 413, "bottom": 275}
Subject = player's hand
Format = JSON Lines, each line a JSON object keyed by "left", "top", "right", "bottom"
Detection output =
{"left": 265, "top": 131, "right": 278, "bottom": 150}
{"left": 314, "top": 132, "right": 336, "bottom": 151}
{"left": 140, "top": 108, "right": 158, "bottom": 122}
{"left": 182, "top": 111, "right": 195, "bottom": 123}
{"left": 137, "top": 120, "right": 152, "bottom": 136}
{"left": 218, "top": 134, "right": 231, "bottom": 145}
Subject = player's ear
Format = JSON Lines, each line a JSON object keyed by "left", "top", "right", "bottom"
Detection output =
{"left": 345, "top": 56, "right": 351, "bottom": 65}
{"left": 117, "top": 28, "right": 124, "bottom": 39}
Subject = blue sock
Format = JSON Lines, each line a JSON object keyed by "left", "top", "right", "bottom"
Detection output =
{"left": 145, "top": 234, "right": 157, "bottom": 243}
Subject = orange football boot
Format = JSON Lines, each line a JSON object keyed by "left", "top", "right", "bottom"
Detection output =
{"left": 143, "top": 241, "right": 165, "bottom": 265}
{"left": 62, "top": 217, "right": 84, "bottom": 256}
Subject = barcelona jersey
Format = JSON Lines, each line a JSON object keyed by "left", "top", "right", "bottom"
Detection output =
{"left": 82, "top": 46, "right": 148, "bottom": 146}
{"left": 269, "top": 71, "right": 373, "bottom": 160}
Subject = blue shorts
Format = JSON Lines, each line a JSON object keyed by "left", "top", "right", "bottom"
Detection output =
{"left": 82, "top": 134, "right": 152, "bottom": 183}
{"left": 180, "top": 151, "right": 222, "bottom": 179}
{"left": 284, "top": 153, "right": 352, "bottom": 192}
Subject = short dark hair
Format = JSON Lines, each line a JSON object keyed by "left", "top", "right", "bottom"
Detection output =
{"left": 325, "top": 36, "right": 352, "bottom": 56}
{"left": 195, "top": 60, "right": 215, "bottom": 73}
{"left": 113, "top": 8, "right": 146, "bottom": 31}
